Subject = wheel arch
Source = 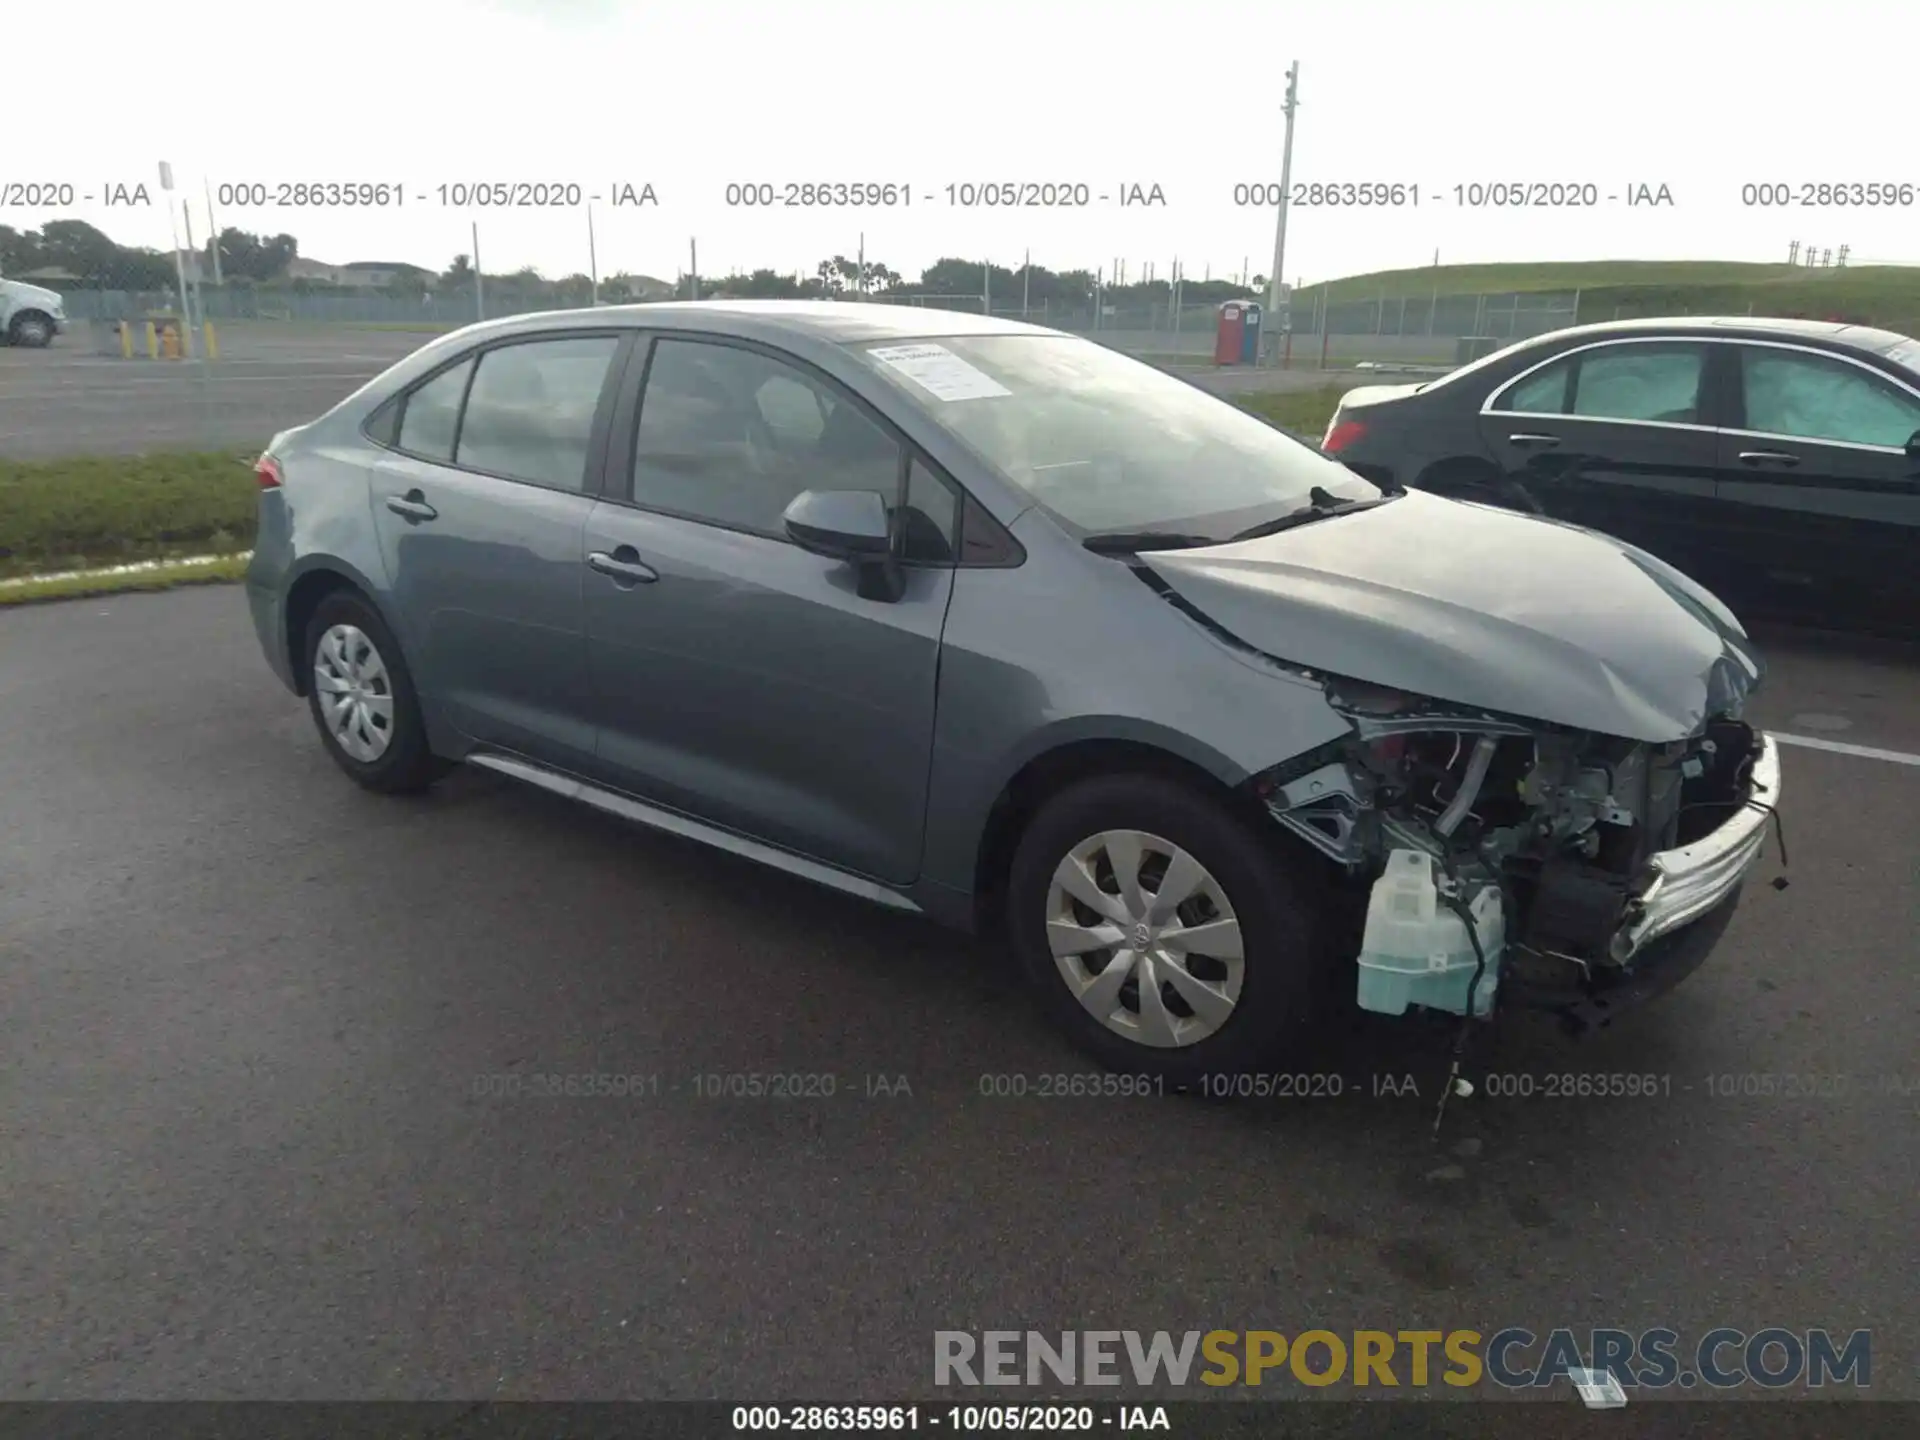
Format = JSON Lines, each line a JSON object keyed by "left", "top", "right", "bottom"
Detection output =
{"left": 968, "top": 729, "right": 1272, "bottom": 936}
{"left": 281, "top": 558, "right": 401, "bottom": 697}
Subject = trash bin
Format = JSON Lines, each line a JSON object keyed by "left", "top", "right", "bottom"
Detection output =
{"left": 1240, "top": 302, "right": 1263, "bottom": 364}
{"left": 1214, "top": 303, "right": 1248, "bottom": 365}
{"left": 1455, "top": 335, "right": 1501, "bottom": 364}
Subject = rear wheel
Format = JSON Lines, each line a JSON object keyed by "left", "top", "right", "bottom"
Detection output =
{"left": 1006, "top": 774, "right": 1340, "bottom": 1086}
{"left": 302, "top": 591, "right": 447, "bottom": 794}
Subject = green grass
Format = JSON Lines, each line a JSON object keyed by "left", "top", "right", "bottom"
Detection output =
{"left": 1298, "top": 259, "right": 1920, "bottom": 335}
{"left": 0, "top": 451, "right": 258, "bottom": 579}
{"left": 0, "top": 554, "right": 251, "bottom": 606}
{"left": 1233, "top": 386, "right": 1348, "bottom": 439}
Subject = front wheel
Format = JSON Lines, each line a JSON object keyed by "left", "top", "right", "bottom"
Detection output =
{"left": 8, "top": 312, "right": 55, "bottom": 348}
{"left": 1005, "top": 774, "right": 1340, "bottom": 1085}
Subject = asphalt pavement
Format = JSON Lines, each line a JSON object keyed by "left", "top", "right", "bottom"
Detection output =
{"left": 1, "top": 586, "right": 1915, "bottom": 1402}
{"left": 0, "top": 324, "right": 1374, "bottom": 460}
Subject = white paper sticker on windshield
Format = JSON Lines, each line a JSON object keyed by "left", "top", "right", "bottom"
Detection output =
{"left": 867, "top": 343, "right": 1011, "bottom": 402}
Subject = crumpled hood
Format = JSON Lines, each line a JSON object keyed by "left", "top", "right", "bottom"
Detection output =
{"left": 1142, "top": 490, "right": 1764, "bottom": 742}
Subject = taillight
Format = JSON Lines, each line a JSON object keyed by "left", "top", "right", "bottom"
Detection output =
{"left": 1322, "top": 417, "right": 1367, "bottom": 453}
{"left": 254, "top": 454, "right": 284, "bottom": 490}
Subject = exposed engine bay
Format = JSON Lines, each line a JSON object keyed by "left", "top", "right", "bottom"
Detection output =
{"left": 1251, "top": 677, "right": 1771, "bottom": 1019}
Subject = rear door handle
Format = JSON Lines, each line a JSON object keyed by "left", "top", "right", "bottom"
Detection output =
{"left": 1507, "top": 433, "right": 1562, "bottom": 448}
{"left": 588, "top": 548, "right": 658, "bottom": 585}
{"left": 1737, "top": 450, "right": 1801, "bottom": 466}
{"left": 385, "top": 491, "right": 438, "bottom": 521}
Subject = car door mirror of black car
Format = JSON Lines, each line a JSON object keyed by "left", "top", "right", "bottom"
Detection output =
{"left": 782, "top": 489, "right": 905, "bottom": 601}
{"left": 1905, "top": 429, "right": 1920, "bottom": 460}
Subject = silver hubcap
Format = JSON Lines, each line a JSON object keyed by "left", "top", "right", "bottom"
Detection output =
{"left": 313, "top": 623, "right": 395, "bottom": 763}
{"left": 1045, "top": 829, "right": 1246, "bottom": 1048}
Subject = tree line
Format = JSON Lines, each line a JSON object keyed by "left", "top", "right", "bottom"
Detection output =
{"left": 1, "top": 220, "right": 1267, "bottom": 307}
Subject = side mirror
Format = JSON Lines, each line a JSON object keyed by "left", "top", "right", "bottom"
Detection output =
{"left": 782, "top": 489, "right": 904, "bottom": 601}
{"left": 1905, "top": 430, "right": 1920, "bottom": 460}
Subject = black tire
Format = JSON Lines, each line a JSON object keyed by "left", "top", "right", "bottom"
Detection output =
{"left": 302, "top": 591, "right": 447, "bottom": 794}
{"left": 1006, "top": 773, "right": 1342, "bottom": 1086}
{"left": 8, "top": 311, "right": 55, "bottom": 348}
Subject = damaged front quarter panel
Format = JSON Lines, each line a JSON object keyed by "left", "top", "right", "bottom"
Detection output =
{"left": 1249, "top": 673, "right": 1777, "bottom": 1024}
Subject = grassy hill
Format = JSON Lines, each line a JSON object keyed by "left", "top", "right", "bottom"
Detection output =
{"left": 1294, "top": 260, "right": 1920, "bottom": 335}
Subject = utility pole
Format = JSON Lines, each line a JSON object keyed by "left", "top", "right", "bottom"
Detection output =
{"left": 587, "top": 206, "right": 599, "bottom": 305}
{"left": 1021, "top": 247, "right": 1030, "bottom": 318}
{"left": 1265, "top": 60, "right": 1300, "bottom": 364}
{"left": 473, "top": 222, "right": 485, "bottom": 320}
{"left": 181, "top": 200, "right": 206, "bottom": 339}
{"left": 857, "top": 232, "right": 866, "bottom": 296}
{"left": 157, "top": 163, "right": 196, "bottom": 358}
{"left": 204, "top": 179, "right": 223, "bottom": 285}
{"left": 689, "top": 238, "right": 699, "bottom": 300}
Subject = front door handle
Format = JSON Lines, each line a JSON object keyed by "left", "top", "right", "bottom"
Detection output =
{"left": 385, "top": 491, "right": 438, "bottom": 521}
{"left": 587, "top": 548, "right": 658, "bottom": 585}
{"left": 1737, "top": 450, "right": 1801, "bottom": 466}
{"left": 1507, "top": 433, "right": 1562, "bottom": 448}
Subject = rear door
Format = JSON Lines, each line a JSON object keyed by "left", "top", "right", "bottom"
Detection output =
{"left": 1475, "top": 338, "right": 1725, "bottom": 574}
{"left": 1714, "top": 343, "right": 1920, "bottom": 618}
{"left": 581, "top": 333, "right": 958, "bottom": 884}
{"left": 366, "top": 330, "right": 629, "bottom": 771}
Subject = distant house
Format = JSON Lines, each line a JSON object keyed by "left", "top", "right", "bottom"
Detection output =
{"left": 608, "top": 273, "right": 675, "bottom": 301}
{"left": 281, "top": 258, "right": 433, "bottom": 290}
{"left": 336, "top": 261, "right": 434, "bottom": 291}
{"left": 284, "top": 257, "right": 345, "bottom": 284}
{"left": 16, "top": 266, "right": 82, "bottom": 285}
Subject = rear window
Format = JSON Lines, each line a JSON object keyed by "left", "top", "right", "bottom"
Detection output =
{"left": 1883, "top": 338, "right": 1920, "bottom": 376}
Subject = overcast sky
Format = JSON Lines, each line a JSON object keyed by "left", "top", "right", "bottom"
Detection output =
{"left": 10, "top": 0, "right": 1918, "bottom": 285}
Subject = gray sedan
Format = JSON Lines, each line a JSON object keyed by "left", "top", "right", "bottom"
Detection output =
{"left": 245, "top": 301, "right": 1782, "bottom": 1081}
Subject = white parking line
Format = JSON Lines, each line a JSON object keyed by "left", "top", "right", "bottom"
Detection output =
{"left": 1772, "top": 733, "right": 1920, "bottom": 767}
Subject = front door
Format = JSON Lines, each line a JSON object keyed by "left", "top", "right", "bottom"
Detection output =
{"left": 1476, "top": 339, "right": 1724, "bottom": 579}
{"left": 367, "top": 332, "right": 625, "bottom": 771}
{"left": 582, "top": 334, "right": 955, "bottom": 885}
{"left": 1713, "top": 343, "right": 1920, "bottom": 622}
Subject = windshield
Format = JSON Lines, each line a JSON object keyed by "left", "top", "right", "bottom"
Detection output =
{"left": 853, "top": 333, "right": 1382, "bottom": 539}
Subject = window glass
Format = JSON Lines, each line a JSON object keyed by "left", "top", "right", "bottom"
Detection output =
{"left": 397, "top": 359, "right": 472, "bottom": 461}
{"left": 754, "top": 373, "right": 830, "bottom": 445}
{"left": 1741, "top": 350, "right": 1920, "bottom": 447}
{"left": 1497, "top": 360, "right": 1571, "bottom": 414}
{"left": 1571, "top": 346, "right": 1704, "bottom": 422}
{"left": 898, "top": 457, "right": 959, "bottom": 562}
{"left": 632, "top": 339, "right": 901, "bottom": 534}
{"left": 455, "top": 336, "right": 620, "bottom": 490}
{"left": 852, "top": 334, "right": 1376, "bottom": 540}
{"left": 365, "top": 396, "right": 402, "bottom": 447}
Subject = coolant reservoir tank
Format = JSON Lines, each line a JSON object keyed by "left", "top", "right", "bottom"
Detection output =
{"left": 1356, "top": 848, "right": 1505, "bottom": 1017}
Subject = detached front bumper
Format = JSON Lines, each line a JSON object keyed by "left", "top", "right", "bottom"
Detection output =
{"left": 1617, "top": 732, "right": 1781, "bottom": 960}
{"left": 1506, "top": 732, "right": 1781, "bottom": 1029}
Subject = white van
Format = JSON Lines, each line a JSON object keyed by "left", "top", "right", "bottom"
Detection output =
{"left": 0, "top": 277, "right": 67, "bottom": 347}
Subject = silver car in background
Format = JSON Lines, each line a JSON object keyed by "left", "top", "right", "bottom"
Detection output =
{"left": 245, "top": 301, "right": 1781, "bottom": 1080}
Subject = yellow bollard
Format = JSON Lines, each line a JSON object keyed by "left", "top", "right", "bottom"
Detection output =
{"left": 204, "top": 321, "right": 218, "bottom": 361}
{"left": 145, "top": 320, "right": 159, "bottom": 359}
{"left": 160, "top": 323, "right": 180, "bottom": 360}
{"left": 119, "top": 321, "right": 133, "bottom": 359}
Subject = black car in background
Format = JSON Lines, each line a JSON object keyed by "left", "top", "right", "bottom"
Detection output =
{"left": 1320, "top": 317, "right": 1920, "bottom": 631}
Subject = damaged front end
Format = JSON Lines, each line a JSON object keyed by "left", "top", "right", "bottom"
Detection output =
{"left": 1250, "top": 678, "right": 1782, "bottom": 1029}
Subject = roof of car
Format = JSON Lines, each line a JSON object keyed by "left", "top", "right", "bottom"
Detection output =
{"left": 473, "top": 299, "right": 1063, "bottom": 346}
{"left": 1526, "top": 314, "right": 1916, "bottom": 353}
